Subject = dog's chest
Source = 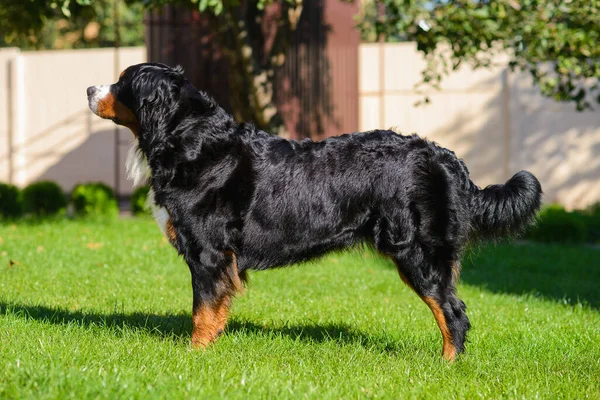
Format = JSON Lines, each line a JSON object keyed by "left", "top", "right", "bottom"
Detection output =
{"left": 126, "top": 140, "right": 170, "bottom": 236}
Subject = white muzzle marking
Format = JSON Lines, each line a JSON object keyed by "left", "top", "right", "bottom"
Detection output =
{"left": 88, "top": 85, "right": 111, "bottom": 115}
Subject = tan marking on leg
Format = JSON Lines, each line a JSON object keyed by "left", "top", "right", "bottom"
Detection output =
{"left": 422, "top": 296, "right": 457, "bottom": 361}
{"left": 165, "top": 217, "right": 177, "bottom": 247}
{"left": 191, "top": 295, "right": 232, "bottom": 348}
{"left": 391, "top": 257, "right": 456, "bottom": 361}
{"left": 190, "top": 251, "right": 245, "bottom": 348}
{"left": 224, "top": 250, "right": 245, "bottom": 293}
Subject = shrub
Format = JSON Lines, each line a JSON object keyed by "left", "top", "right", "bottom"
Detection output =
{"left": 22, "top": 181, "right": 68, "bottom": 217}
{"left": 131, "top": 185, "right": 151, "bottom": 216}
{"left": 526, "top": 204, "right": 587, "bottom": 244}
{"left": 573, "top": 210, "right": 600, "bottom": 244}
{"left": 71, "top": 182, "right": 119, "bottom": 218}
{"left": 583, "top": 215, "right": 600, "bottom": 244}
{"left": 584, "top": 202, "right": 600, "bottom": 217}
{"left": 0, "top": 183, "right": 22, "bottom": 219}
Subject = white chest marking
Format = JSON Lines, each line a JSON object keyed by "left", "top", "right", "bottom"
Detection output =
{"left": 125, "top": 139, "right": 151, "bottom": 188}
{"left": 147, "top": 188, "right": 170, "bottom": 236}
{"left": 126, "top": 140, "right": 170, "bottom": 236}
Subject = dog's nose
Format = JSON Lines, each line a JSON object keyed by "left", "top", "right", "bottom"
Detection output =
{"left": 86, "top": 86, "right": 97, "bottom": 97}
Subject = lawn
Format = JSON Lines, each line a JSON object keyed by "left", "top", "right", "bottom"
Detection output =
{"left": 1, "top": 219, "right": 599, "bottom": 399}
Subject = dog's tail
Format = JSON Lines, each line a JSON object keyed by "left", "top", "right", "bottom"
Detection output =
{"left": 468, "top": 171, "right": 542, "bottom": 240}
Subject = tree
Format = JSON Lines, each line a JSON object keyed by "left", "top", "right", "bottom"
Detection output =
{"left": 360, "top": 0, "right": 600, "bottom": 111}
{"left": 7, "top": 1, "right": 596, "bottom": 134}
{"left": 1, "top": 0, "right": 303, "bottom": 134}
{"left": 186, "top": 0, "right": 305, "bottom": 135}
{"left": 0, "top": 0, "right": 144, "bottom": 49}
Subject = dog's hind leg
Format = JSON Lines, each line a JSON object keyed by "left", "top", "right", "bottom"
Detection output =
{"left": 189, "top": 251, "right": 245, "bottom": 348}
{"left": 391, "top": 252, "right": 470, "bottom": 361}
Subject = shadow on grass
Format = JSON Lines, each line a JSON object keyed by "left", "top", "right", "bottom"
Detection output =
{"left": 225, "top": 319, "right": 408, "bottom": 353}
{"left": 0, "top": 301, "right": 408, "bottom": 353}
{"left": 461, "top": 243, "right": 600, "bottom": 309}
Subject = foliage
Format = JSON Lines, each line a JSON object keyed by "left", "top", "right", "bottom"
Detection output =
{"left": 131, "top": 185, "right": 151, "bottom": 216}
{"left": 0, "top": 183, "right": 22, "bottom": 219}
{"left": 2, "top": 0, "right": 302, "bottom": 135}
{"left": 190, "top": 0, "right": 304, "bottom": 135}
{"left": 7, "top": 0, "right": 600, "bottom": 130}
{"left": 576, "top": 202, "right": 600, "bottom": 243}
{"left": 526, "top": 204, "right": 588, "bottom": 244}
{"left": 0, "top": 0, "right": 144, "bottom": 49}
{"left": 573, "top": 210, "right": 600, "bottom": 245}
{"left": 360, "top": 0, "right": 600, "bottom": 111}
{"left": 71, "top": 182, "right": 119, "bottom": 218}
{"left": 581, "top": 201, "right": 600, "bottom": 217}
{"left": 21, "top": 181, "right": 68, "bottom": 217}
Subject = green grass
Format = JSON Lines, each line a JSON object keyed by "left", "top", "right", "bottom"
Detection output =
{"left": 1, "top": 219, "right": 599, "bottom": 399}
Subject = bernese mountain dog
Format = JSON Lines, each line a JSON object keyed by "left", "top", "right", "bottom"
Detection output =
{"left": 87, "top": 62, "right": 542, "bottom": 361}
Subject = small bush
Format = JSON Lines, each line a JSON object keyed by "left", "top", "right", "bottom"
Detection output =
{"left": 583, "top": 202, "right": 600, "bottom": 217}
{"left": 526, "top": 204, "right": 587, "bottom": 244}
{"left": 573, "top": 210, "right": 600, "bottom": 244}
{"left": 131, "top": 185, "right": 151, "bottom": 216}
{"left": 0, "top": 183, "right": 22, "bottom": 219}
{"left": 71, "top": 182, "right": 119, "bottom": 218}
{"left": 22, "top": 181, "right": 68, "bottom": 217}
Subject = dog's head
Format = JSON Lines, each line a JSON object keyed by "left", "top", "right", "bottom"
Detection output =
{"left": 86, "top": 63, "right": 188, "bottom": 137}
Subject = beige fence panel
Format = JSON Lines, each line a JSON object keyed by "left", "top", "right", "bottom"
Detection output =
{"left": 359, "top": 42, "right": 600, "bottom": 210}
{"left": 1, "top": 47, "right": 145, "bottom": 195}
{"left": 0, "top": 48, "right": 20, "bottom": 184}
{"left": 2, "top": 44, "right": 599, "bottom": 208}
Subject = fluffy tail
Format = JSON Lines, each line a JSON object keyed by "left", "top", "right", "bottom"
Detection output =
{"left": 469, "top": 171, "right": 542, "bottom": 240}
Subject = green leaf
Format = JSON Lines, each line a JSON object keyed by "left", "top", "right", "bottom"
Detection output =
{"left": 213, "top": 1, "right": 223, "bottom": 15}
{"left": 61, "top": 0, "right": 71, "bottom": 17}
{"left": 358, "top": 0, "right": 600, "bottom": 111}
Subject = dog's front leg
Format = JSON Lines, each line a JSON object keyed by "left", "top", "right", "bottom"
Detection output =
{"left": 190, "top": 291, "right": 232, "bottom": 348}
{"left": 188, "top": 250, "right": 243, "bottom": 348}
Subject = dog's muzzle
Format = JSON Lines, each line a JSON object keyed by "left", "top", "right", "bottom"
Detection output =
{"left": 86, "top": 85, "right": 111, "bottom": 115}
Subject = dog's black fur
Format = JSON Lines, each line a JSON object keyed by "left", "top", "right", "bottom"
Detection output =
{"left": 89, "top": 63, "right": 542, "bottom": 358}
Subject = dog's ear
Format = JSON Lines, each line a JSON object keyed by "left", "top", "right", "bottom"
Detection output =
{"left": 174, "top": 65, "right": 185, "bottom": 75}
{"left": 181, "top": 84, "right": 217, "bottom": 114}
{"left": 135, "top": 82, "right": 161, "bottom": 112}
{"left": 133, "top": 66, "right": 185, "bottom": 113}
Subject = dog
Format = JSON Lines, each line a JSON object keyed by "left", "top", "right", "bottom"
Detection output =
{"left": 87, "top": 63, "right": 542, "bottom": 361}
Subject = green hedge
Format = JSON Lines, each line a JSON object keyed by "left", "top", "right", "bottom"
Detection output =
{"left": 6, "top": 179, "right": 600, "bottom": 243}
{"left": 131, "top": 185, "right": 151, "bottom": 216}
{"left": 575, "top": 202, "right": 600, "bottom": 243}
{"left": 71, "top": 182, "right": 119, "bottom": 218}
{"left": 526, "top": 203, "right": 600, "bottom": 244}
{"left": 0, "top": 183, "right": 22, "bottom": 219}
{"left": 22, "top": 181, "right": 68, "bottom": 217}
{"left": 526, "top": 205, "right": 587, "bottom": 243}
{"left": 584, "top": 202, "right": 600, "bottom": 217}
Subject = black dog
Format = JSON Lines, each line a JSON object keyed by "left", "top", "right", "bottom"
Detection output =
{"left": 87, "top": 63, "right": 542, "bottom": 360}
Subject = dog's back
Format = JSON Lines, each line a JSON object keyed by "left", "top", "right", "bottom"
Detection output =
{"left": 238, "top": 129, "right": 541, "bottom": 271}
